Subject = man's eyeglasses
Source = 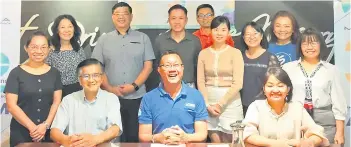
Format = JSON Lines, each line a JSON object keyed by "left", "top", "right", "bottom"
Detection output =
{"left": 79, "top": 73, "right": 103, "bottom": 80}
{"left": 197, "top": 13, "right": 213, "bottom": 19}
{"left": 159, "top": 64, "right": 183, "bottom": 69}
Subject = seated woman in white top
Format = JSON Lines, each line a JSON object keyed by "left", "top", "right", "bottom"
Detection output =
{"left": 243, "top": 67, "right": 329, "bottom": 147}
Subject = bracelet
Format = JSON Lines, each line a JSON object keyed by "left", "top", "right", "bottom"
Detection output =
{"left": 42, "top": 121, "right": 50, "bottom": 129}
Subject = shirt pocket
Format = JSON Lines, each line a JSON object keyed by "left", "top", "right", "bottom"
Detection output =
{"left": 94, "top": 115, "right": 107, "bottom": 131}
{"left": 128, "top": 40, "right": 144, "bottom": 59}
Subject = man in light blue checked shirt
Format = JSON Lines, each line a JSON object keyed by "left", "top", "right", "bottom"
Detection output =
{"left": 50, "top": 58, "right": 123, "bottom": 147}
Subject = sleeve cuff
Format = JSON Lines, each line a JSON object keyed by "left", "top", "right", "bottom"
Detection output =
{"left": 334, "top": 115, "right": 346, "bottom": 120}
{"left": 303, "top": 125, "right": 330, "bottom": 147}
{"left": 195, "top": 115, "right": 208, "bottom": 121}
{"left": 139, "top": 119, "right": 152, "bottom": 124}
{"left": 243, "top": 125, "right": 259, "bottom": 141}
{"left": 109, "top": 123, "right": 123, "bottom": 136}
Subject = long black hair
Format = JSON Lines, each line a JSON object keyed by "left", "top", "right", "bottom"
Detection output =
{"left": 51, "top": 14, "right": 81, "bottom": 52}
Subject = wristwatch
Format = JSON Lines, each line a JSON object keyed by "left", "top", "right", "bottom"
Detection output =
{"left": 132, "top": 82, "right": 139, "bottom": 91}
{"left": 42, "top": 121, "right": 50, "bottom": 130}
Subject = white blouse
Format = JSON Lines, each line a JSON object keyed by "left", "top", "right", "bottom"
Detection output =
{"left": 243, "top": 100, "right": 329, "bottom": 146}
{"left": 282, "top": 60, "right": 347, "bottom": 120}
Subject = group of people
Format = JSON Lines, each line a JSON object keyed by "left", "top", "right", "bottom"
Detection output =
{"left": 4, "top": 2, "right": 347, "bottom": 147}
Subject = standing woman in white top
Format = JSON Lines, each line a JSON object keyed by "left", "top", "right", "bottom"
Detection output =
{"left": 197, "top": 16, "right": 244, "bottom": 143}
{"left": 283, "top": 28, "right": 347, "bottom": 144}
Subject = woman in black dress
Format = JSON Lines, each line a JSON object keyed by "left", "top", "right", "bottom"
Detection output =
{"left": 5, "top": 31, "right": 62, "bottom": 147}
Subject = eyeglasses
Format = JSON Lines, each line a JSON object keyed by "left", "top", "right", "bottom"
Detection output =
{"left": 79, "top": 73, "right": 102, "bottom": 80}
{"left": 244, "top": 32, "right": 261, "bottom": 38}
{"left": 197, "top": 13, "right": 213, "bottom": 19}
{"left": 301, "top": 42, "right": 319, "bottom": 47}
{"left": 28, "top": 45, "right": 49, "bottom": 52}
{"left": 159, "top": 64, "right": 183, "bottom": 69}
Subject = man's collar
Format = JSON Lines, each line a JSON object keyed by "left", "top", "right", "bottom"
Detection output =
{"left": 158, "top": 81, "right": 187, "bottom": 98}
{"left": 166, "top": 30, "right": 192, "bottom": 41}
{"left": 198, "top": 27, "right": 211, "bottom": 37}
{"left": 82, "top": 88, "right": 102, "bottom": 104}
{"left": 116, "top": 27, "right": 131, "bottom": 35}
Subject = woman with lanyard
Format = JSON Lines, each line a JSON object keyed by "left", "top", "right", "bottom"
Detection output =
{"left": 283, "top": 28, "right": 347, "bottom": 145}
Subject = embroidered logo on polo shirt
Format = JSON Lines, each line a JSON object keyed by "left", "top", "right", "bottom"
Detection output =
{"left": 185, "top": 103, "right": 195, "bottom": 109}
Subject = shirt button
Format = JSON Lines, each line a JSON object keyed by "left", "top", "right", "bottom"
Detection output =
{"left": 39, "top": 88, "right": 42, "bottom": 92}
{"left": 37, "top": 109, "right": 41, "bottom": 112}
{"left": 37, "top": 119, "right": 40, "bottom": 122}
{"left": 38, "top": 99, "right": 42, "bottom": 102}
{"left": 38, "top": 79, "right": 41, "bottom": 82}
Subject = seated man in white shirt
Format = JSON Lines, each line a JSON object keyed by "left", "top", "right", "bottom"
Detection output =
{"left": 50, "top": 58, "right": 123, "bottom": 147}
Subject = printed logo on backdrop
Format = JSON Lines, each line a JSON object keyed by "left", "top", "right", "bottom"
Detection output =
{"left": 0, "top": 18, "right": 11, "bottom": 25}
{"left": 21, "top": 14, "right": 335, "bottom": 50}
{"left": 1, "top": 52, "right": 10, "bottom": 114}
{"left": 21, "top": 14, "right": 101, "bottom": 48}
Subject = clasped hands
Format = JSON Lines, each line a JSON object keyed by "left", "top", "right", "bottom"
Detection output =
{"left": 207, "top": 103, "right": 223, "bottom": 117}
{"left": 158, "top": 125, "right": 188, "bottom": 145}
{"left": 63, "top": 133, "right": 99, "bottom": 147}
{"left": 29, "top": 123, "right": 47, "bottom": 142}
{"left": 111, "top": 84, "right": 135, "bottom": 97}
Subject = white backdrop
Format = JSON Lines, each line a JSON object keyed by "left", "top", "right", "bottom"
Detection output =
{"left": 0, "top": 0, "right": 21, "bottom": 146}
{"left": 334, "top": 0, "right": 350, "bottom": 146}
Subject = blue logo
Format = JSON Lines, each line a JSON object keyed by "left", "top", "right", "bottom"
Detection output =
{"left": 276, "top": 52, "right": 292, "bottom": 65}
{"left": 1, "top": 52, "right": 10, "bottom": 93}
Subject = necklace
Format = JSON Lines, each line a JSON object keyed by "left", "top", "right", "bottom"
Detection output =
{"left": 276, "top": 40, "right": 291, "bottom": 45}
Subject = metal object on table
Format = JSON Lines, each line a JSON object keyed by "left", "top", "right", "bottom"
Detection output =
{"left": 230, "top": 120, "right": 246, "bottom": 147}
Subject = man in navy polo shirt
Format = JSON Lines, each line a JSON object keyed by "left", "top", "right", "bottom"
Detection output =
{"left": 138, "top": 50, "right": 208, "bottom": 144}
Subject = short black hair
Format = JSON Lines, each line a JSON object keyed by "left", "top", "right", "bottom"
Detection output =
{"left": 159, "top": 50, "right": 182, "bottom": 65}
{"left": 51, "top": 14, "right": 81, "bottom": 52}
{"left": 240, "top": 21, "right": 268, "bottom": 50}
{"left": 25, "top": 31, "right": 50, "bottom": 47}
{"left": 112, "top": 2, "right": 132, "bottom": 14}
{"left": 76, "top": 58, "right": 105, "bottom": 76}
{"left": 264, "top": 67, "right": 293, "bottom": 102}
{"left": 168, "top": 4, "right": 187, "bottom": 16}
{"left": 269, "top": 10, "right": 300, "bottom": 44}
{"left": 210, "top": 16, "right": 230, "bottom": 30}
{"left": 297, "top": 27, "right": 327, "bottom": 60}
{"left": 196, "top": 4, "right": 214, "bottom": 15}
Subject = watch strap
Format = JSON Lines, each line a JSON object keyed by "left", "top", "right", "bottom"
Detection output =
{"left": 132, "top": 82, "right": 139, "bottom": 91}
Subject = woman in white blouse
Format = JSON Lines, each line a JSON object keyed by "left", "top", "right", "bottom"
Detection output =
{"left": 283, "top": 28, "right": 347, "bottom": 144}
{"left": 243, "top": 67, "right": 329, "bottom": 147}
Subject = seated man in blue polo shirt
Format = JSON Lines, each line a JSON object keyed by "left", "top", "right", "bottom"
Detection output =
{"left": 139, "top": 50, "right": 208, "bottom": 144}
